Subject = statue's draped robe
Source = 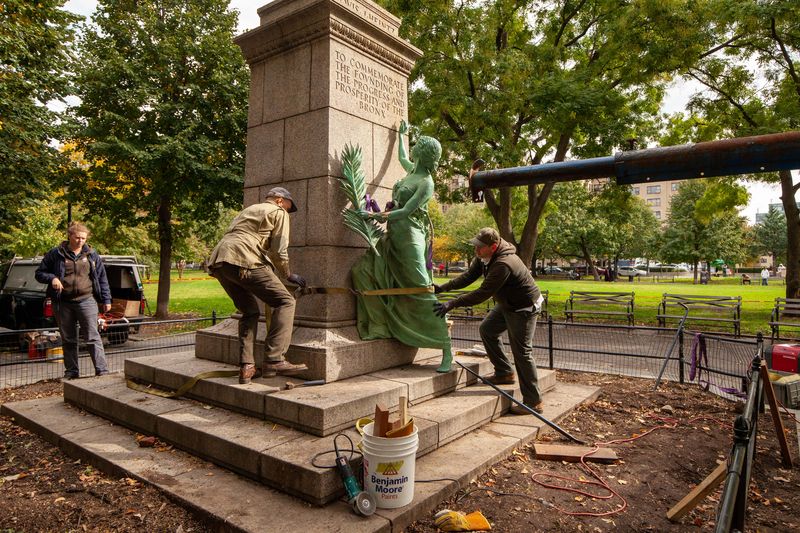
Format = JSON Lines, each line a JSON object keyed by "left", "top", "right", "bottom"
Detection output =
{"left": 352, "top": 177, "right": 451, "bottom": 351}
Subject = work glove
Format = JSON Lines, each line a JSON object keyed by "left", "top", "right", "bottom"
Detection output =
{"left": 433, "top": 509, "right": 491, "bottom": 531}
{"left": 287, "top": 273, "right": 307, "bottom": 288}
{"left": 433, "top": 301, "right": 453, "bottom": 318}
{"left": 433, "top": 284, "right": 443, "bottom": 294}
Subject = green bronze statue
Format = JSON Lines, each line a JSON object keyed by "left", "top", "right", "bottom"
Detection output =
{"left": 341, "top": 121, "right": 453, "bottom": 372}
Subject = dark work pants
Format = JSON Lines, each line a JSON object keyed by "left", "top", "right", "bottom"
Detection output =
{"left": 479, "top": 306, "right": 541, "bottom": 407}
{"left": 55, "top": 298, "right": 108, "bottom": 377}
{"left": 212, "top": 262, "right": 296, "bottom": 366}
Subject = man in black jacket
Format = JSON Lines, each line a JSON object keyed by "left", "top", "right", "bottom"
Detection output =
{"left": 434, "top": 227, "right": 544, "bottom": 414}
{"left": 36, "top": 222, "right": 112, "bottom": 379}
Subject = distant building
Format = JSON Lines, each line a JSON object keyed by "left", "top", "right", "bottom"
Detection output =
{"left": 584, "top": 178, "right": 681, "bottom": 221}
{"left": 755, "top": 202, "right": 796, "bottom": 223}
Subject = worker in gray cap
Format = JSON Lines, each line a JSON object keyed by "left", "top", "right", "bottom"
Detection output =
{"left": 208, "top": 187, "right": 308, "bottom": 384}
{"left": 433, "top": 227, "right": 544, "bottom": 414}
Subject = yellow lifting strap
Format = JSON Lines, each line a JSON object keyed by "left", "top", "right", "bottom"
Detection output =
{"left": 294, "top": 285, "right": 434, "bottom": 298}
{"left": 125, "top": 369, "right": 239, "bottom": 398}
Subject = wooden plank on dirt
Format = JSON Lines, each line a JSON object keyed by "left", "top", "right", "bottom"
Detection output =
{"left": 533, "top": 444, "right": 618, "bottom": 463}
{"left": 760, "top": 365, "right": 794, "bottom": 468}
{"left": 666, "top": 461, "right": 727, "bottom": 522}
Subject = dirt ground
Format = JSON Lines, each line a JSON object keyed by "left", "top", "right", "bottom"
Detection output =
{"left": 1, "top": 373, "right": 798, "bottom": 532}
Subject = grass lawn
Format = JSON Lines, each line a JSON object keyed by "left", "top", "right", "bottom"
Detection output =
{"left": 434, "top": 275, "right": 786, "bottom": 336}
{"left": 143, "top": 273, "right": 235, "bottom": 317}
{"left": 145, "top": 270, "right": 786, "bottom": 336}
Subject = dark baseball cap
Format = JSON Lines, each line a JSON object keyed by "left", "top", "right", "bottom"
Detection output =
{"left": 468, "top": 227, "right": 500, "bottom": 247}
{"left": 265, "top": 187, "right": 298, "bottom": 212}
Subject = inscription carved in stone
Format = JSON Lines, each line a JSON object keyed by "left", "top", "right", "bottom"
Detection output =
{"left": 332, "top": 0, "right": 398, "bottom": 36}
{"left": 334, "top": 49, "right": 406, "bottom": 120}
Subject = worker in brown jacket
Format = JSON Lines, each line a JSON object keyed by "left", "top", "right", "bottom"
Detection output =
{"left": 208, "top": 187, "right": 308, "bottom": 384}
{"left": 434, "top": 227, "right": 544, "bottom": 414}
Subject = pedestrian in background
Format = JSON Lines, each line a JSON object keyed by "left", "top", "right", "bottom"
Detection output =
{"left": 761, "top": 267, "right": 770, "bottom": 286}
{"left": 35, "top": 222, "right": 111, "bottom": 379}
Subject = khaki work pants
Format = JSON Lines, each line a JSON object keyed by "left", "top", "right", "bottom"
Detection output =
{"left": 479, "top": 306, "right": 541, "bottom": 407}
{"left": 212, "top": 262, "right": 296, "bottom": 366}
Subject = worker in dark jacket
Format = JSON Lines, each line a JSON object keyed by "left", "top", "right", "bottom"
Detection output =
{"left": 35, "top": 222, "right": 112, "bottom": 379}
{"left": 434, "top": 227, "right": 544, "bottom": 414}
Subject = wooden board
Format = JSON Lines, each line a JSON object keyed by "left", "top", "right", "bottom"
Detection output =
{"left": 373, "top": 403, "right": 389, "bottom": 438}
{"left": 760, "top": 365, "right": 794, "bottom": 468}
{"left": 533, "top": 444, "right": 618, "bottom": 463}
{"left": 399, "top": 396, "right": 408, "bottom": 426}
{"left": 667, "top": 461, "right": 727, "bottom": 521}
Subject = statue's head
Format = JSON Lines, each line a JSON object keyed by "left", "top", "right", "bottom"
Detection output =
{"left": 412, "top": 136, "right": 442, "bottom": 174}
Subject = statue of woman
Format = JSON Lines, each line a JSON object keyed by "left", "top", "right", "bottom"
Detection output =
{"left": 351, "top": 121, "right": 453, "bottom": 372}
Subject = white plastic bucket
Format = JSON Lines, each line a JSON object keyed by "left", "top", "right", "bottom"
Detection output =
{"left": 360, "top": 421, "right": 419, "bottom": 508}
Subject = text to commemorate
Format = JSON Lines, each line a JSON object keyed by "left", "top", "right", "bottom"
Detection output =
{"left": 334, "top": 49, "right": 405, "bottom": 120}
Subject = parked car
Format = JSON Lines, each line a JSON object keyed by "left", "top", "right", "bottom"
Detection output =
{"left": 573, "top": 265, "right": 607, "bottom": 276}
{"left": 618, "top": 266, "right": 647, "bottom": 277}
{"left": 542, "top": 266, "right": 564, "bottom": 274}
{"left": 0, "top": 255, "right": 149, "bottom": 346}
{"left": 447, "top": 261, "right": 468, "bottom": 273}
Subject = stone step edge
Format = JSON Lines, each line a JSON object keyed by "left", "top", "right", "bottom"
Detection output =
{"left": 122, "top": 352, "right": 556, "bottom": 437}
{"left": 1, "top": 382, "right": 601, "bottom": 533}
{"left": 60, "top": 375, "right": 545, "bottom": 504}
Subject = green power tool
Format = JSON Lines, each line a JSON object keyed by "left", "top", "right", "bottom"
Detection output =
{"left": 335, "top": 451, "right": 376, "bottom": 516}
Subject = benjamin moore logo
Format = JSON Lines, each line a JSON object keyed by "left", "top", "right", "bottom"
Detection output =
{"left": 376, "top": 461, "right": 404, "bottom": 476}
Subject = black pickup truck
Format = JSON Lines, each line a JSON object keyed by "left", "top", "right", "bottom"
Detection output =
{"left": 0, "top": 255, "right": 149, "bottom": 346}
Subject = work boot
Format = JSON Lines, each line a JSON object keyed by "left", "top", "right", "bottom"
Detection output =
{"left": 239, "top": 363, "right": 262, "bottom": 384}
{"left": 509, "top": 402, "right": 544, "bottom": 415}
{"left": 485, "top": 373, "right": 516, "bottom": 385}
{"left": 262, "top": 360, "right": 307, "bottom": 377}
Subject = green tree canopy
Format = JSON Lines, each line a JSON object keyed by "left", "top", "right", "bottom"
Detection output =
{"left": 753, "top": 206, "right": 788, "bottom": 267}
{"left": 677, "top": 0, "right": 800, "bottom": 296}
{"left": 70, "top": 0, "right": 249, "bottom": 317}
{"left": 659, "top": 180, "right": 747, "bottom": 282}
{"left": 0, "top": 1, "right": 78, "bottom": 256}
{"left": 381, "top": 0, "right": 714, "bottom": 266}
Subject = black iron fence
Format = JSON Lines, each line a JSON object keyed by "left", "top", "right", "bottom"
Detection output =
{"left": 0, "top": 314, "right": 225, "bottom": 388}
{"left": 450, "top": 315, "right": 762, "bottom": 396}
{"left": 715, "top": 352, "right": 764, "bottom": 532}
{"left": 3, "top": 312, "right": 763, "bottom": 396}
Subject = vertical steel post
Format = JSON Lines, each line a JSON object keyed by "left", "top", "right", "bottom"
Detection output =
{"left": 212, "top": 310, "right": 217, "bottom": 326}
{"left": 548, "top": 316, "right": 554, "bottom": 369}
{"left": 678, "top": 325, "right": 685, "bottom": 384}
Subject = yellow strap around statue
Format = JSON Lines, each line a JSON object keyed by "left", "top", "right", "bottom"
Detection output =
{"left": 126, "top": 369, "right": 239, "bottom": 398}
{"left": 294, "top": 285, "right": 434, "bottom": 298}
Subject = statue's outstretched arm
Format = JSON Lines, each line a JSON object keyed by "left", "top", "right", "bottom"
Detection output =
{"left": 398, "top": 120, "right": 414, "bottom": 173}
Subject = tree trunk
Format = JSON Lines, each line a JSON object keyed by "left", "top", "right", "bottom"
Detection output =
{"left": 156, "top": 196, "right": 173, "bottom": 319}
{"left": 580, "top": 240, "right": 600, "bottom": 280}
{"left": 780, "top": 170, "right": 800, "bottom": 299}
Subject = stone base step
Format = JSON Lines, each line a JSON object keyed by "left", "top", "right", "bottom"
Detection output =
{"left": 195, "top": 319, "right": 421, "bottom": 382}
{"left": 60, "top": 365, "right": 556, "bottom": 504}
{"left": 2, "top": 380, "right": 600, "bottom": 532}
{"left": 123, "top": 351, "right": 556, "bottom": 437}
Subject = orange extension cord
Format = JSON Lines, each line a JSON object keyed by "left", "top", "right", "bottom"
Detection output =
{"left": 529, "top": 412, "right": 734, "bottom": 518}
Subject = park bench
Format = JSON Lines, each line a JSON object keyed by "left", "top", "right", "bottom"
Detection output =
{"left": 564, "top": 291, "right": 635, "bottom": 325}
{"left": 438, "top": 289, "right": 549, "bottom": 318}
{"left": 768, "top": 298, "right": 800, "bottom": 341}
{"left": 657, "top": 293, "right": 741, "bottom": 335}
